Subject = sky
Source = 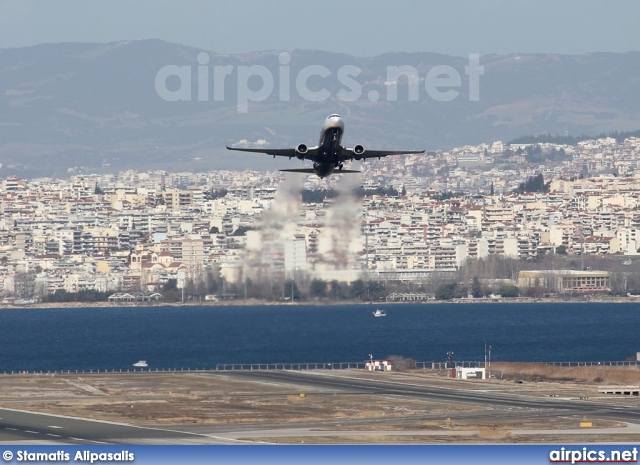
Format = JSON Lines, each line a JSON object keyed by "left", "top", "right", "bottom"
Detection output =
{"left": 1, "top": 0, "right": 639, "bottom": 57}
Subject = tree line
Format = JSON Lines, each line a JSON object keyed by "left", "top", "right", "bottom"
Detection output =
{"left": 301, "top": 186, "right": 402, "bottom": 203}
{"left": 11, "top": 252, "right": 640, "bottom": 304}
{"left": 515, "top": 172, "right": 550, "bottom": 193}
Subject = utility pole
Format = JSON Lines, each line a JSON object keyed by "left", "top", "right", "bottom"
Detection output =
{"left": 484, "top": 342, "right": 487, "bottom": 368}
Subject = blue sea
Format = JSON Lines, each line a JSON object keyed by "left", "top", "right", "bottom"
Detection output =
{"left": 1, "top": 302, "right": 639, "bottom": 372}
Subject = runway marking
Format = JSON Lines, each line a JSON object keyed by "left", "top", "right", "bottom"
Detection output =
{"left": 46, "top": 433, "right": 61, "bottom": 437}
{"left": 0, "top": 406, "right": 136, "bottom": 427}
{"left": 0, "top": 407, "right": 280, "bottom": 444}
{"left": 0, "top": 407, "right": 256, "bottom": 444}
{"left": 47, "top": 425, "right": 63, "bottom": 429}
{"left": 24, "top": 430, "right": 39, "bottom": 434}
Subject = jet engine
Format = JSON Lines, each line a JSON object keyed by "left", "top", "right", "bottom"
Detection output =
{"left": 295, "top": 143, "right": 308, "bottom": 160}
{"left": 353, "top": 144, "right": 365, "bottom": 160}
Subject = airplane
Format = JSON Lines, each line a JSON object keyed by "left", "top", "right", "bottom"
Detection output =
{"left": 226, "top": 114, "right": 425, "bottom": 178}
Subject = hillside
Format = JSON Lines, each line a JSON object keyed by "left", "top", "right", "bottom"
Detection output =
{"left": 1, "top": 40, "right": 639, "bottom": 176}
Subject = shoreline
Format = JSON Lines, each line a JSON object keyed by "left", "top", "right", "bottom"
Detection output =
{"left": 2, "top": 295, "right": 640, "bottom": 309}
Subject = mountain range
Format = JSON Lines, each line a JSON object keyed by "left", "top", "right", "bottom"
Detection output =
{"left": 1, "top": 40, "right": 639, "bottom": 177}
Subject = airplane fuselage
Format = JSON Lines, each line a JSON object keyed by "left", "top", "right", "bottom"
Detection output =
{"left": 313, "top": 114, "right": 345, "bottom": 178}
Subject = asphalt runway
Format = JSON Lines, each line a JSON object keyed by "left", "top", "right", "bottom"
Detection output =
{"left": 223, "top": 370, "right": 640, "bottom": 423}
{"left": 0, "top": 407, "right": 244, "bottom": 445}
{"left": 1, "top": 370, "right": 640, "bottom": 444}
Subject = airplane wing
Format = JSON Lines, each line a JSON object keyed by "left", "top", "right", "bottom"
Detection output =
{"left": 279, "top": 168, "right": 315, "bottom": 173}
{"left": 340, "top": 147, "right": 425, "bottom": 160}
{"left": 226, "top": 144, "right": 318, "bottom": 161}
{"left": 280, "top": 168, "right": 361, "bottom": 174}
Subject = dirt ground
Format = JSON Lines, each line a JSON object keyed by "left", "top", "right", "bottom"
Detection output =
{"left": 0, "top": 372, "right": 482, "bottom": 425}
{"left": 1, "top": 365, "right": 639, "bottom": 443}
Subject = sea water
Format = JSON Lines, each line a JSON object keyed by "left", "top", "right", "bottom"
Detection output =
{"left": 0, "top": 302, "right": 639, "bottom": 372}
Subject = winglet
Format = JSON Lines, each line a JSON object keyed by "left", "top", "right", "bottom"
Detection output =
{"left": 226, "top": 141, "right": 242, "bottom": 151}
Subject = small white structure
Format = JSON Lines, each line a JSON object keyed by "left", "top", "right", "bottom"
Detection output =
{"left": 455, "top": 366, "right": 486, "bottom": 380}
{"left": 365, "top": 360, "right": 392, "bottom": 371}
{"left": 598, "top": 385, "right": 640, "bottom": 396}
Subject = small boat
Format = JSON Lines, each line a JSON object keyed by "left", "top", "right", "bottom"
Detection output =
{"left": 133, "top": 360, "right": 148, "bottom": 367}
{"left": 372, "top": 309, "right": 386, "bottom": 317}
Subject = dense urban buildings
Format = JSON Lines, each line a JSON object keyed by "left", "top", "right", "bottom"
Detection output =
{"left": 2, "top": 135, "right": 640, "bottom": 301}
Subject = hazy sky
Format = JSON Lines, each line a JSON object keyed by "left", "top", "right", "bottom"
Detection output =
{"left": 1, "top": 0, "right": 639, "bottom": 57}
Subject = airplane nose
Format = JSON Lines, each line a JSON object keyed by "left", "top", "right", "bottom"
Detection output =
{"left": 325, "top": 114, "right": 344, "bottom": 128}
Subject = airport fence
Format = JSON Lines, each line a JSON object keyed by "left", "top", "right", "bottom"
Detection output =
{"left": 0, "top": 361, "right": 444, "bottom": 375}
{"left": 0, "top": 360, "right": 490, "bottom": 375}
{"left": 427, "top": 360, "right": 486, "bottom": 370}
{"left": 214, "top": 362, "right": 366, "bottom": 370}
{"left": 0, "top": 363, "right": 367, "bottom": 375}
{"left": 543, "top": 360, "right": 639, "bottom": 367}
{"left": 1, "top": 360, "right": 637, "bottom": 375}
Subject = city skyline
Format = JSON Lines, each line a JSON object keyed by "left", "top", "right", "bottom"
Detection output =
{"left": 2, "top": 131, "right": 640, "bottom": 302}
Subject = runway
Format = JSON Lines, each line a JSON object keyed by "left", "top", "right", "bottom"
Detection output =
{"left": 1, "top": 370, "right": 639, "bottom": 444}
{"left": 222, "top": 370, "right": 640, "bottom": 423}
{"left": 0, "top": 407, "right": 246, "bottom": 444}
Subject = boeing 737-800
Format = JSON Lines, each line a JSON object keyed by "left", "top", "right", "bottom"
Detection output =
{"left": 226, "top": 114, "right": 425, "bottom": 178}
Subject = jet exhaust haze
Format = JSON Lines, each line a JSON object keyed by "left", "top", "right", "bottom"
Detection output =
{"left": 240, "top": 172, "right": 365, "bottom": 290}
